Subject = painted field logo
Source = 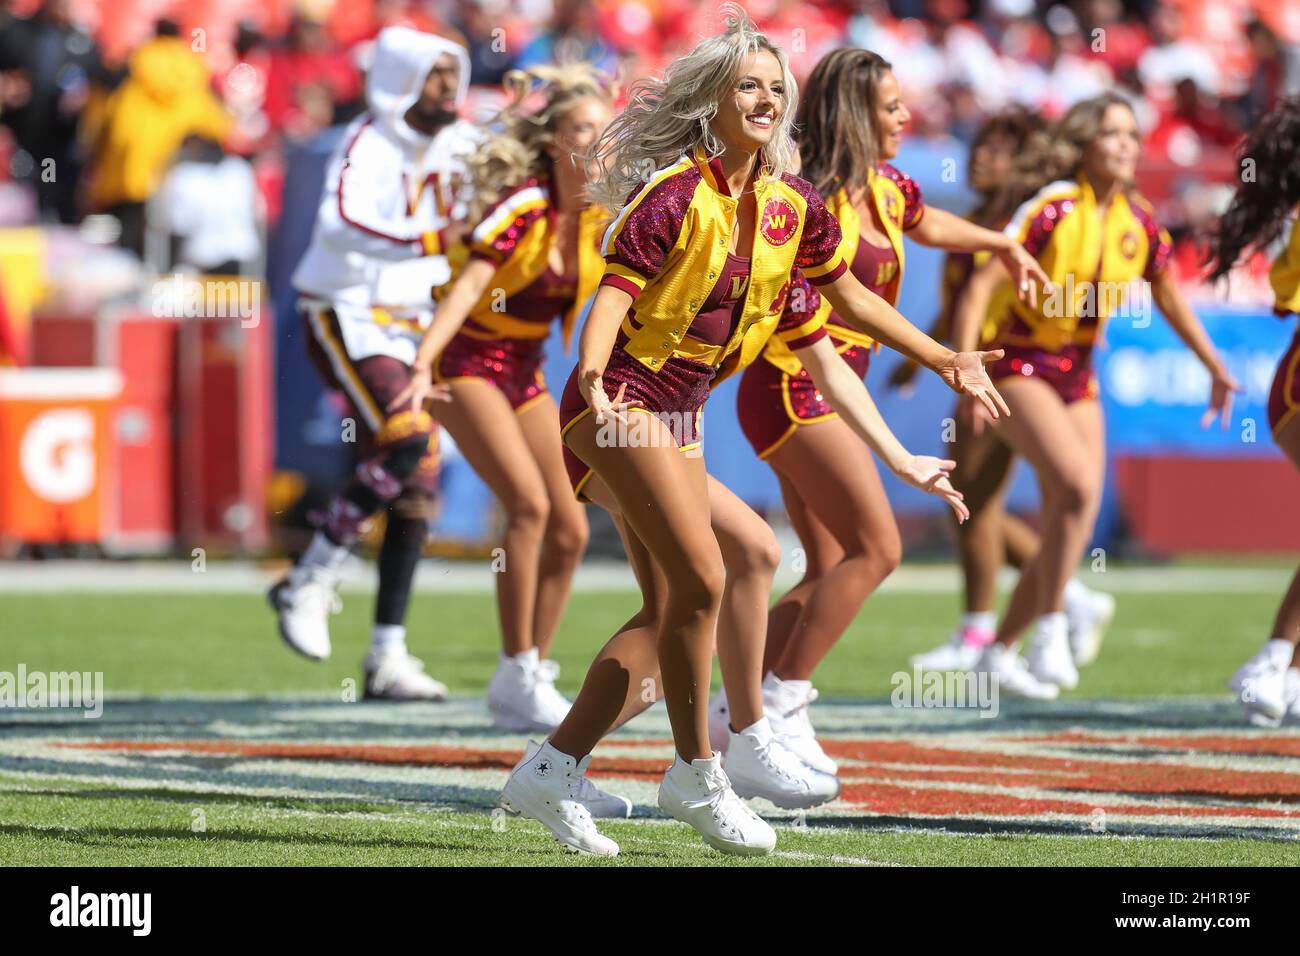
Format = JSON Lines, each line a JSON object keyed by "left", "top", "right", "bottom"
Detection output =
{"left": 759, "top": 197, "right": 798, "bottom": 246}
{"left": 50, "top": 886, "right": 151, "bottom": 936}
{"left": 0, "top": 665, "right": 103, "bottom": 718}
{"left": 890, "top": 668, "right": 999, "bottom": 718}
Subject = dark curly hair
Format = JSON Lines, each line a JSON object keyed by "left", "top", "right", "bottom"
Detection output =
{"left": 1205, "top": 97, "right": 1300, "bottom": 284}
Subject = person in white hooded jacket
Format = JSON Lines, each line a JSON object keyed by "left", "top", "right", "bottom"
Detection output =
{"left": 272, "top": 27, "right": 483, "bottom": 702}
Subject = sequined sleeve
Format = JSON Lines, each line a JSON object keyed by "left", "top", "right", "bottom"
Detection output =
{"left": 785, "top": 175, "right": 846, "bottom": 286}
{"left": 599, "top": 168, "right": 696, "bottom": 298}
{"left": 773, "top": 269, "right": 828, "bottom": 351}
{"left": 879, "top": 163, "right": 925, "bottom": 230}
{"left": 468, "top": 179, "right": 549, "bottom": 265}
{"left": 1131, "top": 194, "right": 1173, "bottom": 283}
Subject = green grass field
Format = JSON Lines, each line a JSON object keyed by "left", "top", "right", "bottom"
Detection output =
{"left": 2, "top": 572, "right": 1298, "bottom": 867}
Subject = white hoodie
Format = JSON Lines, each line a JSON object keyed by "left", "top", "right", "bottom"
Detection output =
{"left": 292, "top": 27, "right": 481, "bottom": 362}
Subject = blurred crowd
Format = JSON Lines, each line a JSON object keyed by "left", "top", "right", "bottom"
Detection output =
{"left": 0, "top": 0, "right": 1295, "bottom": 294}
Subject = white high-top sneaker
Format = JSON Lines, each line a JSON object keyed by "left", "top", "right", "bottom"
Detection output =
{"left": 1064, "top": 580, "right": 1116, "bottom": 667}
{"left": 505, "top": 740, "right": 632, "bottom": 819}
{"left": 724, "top": 717, "right": 840, "bottom": 809}
{"left": 1026, "top": 614, "right": 1079, "bottom": 690}
{"left": 534, "top": 658, "right": 573, "bottom": 727}
{"left": 499, "top": 741, "right": 619, "bottom": 856}
{"left": 363, "top": 647, "right": 448, "bottom": 701}
{"left": 268, "top": 533, "right": 350, "bottom": 661}
{"left": 1229, "top": 640, "right": 1295, "bottom": 724}
{"left": 268, "top": 570, "right": 341, "bottom": 661}
{"left": 487, "top": 649, "right": 565, "bottom": 733}
{"left": 975, "top": 642, "right": 1060, "bottom": 700}
{"left": 1286, "top": 668, "right": 1300, "bottom": 722}
{"left": 657, "top": 752, "right": 776, "bottom": 856}
{"left": 707, "top": 688, "right": 731, "bottom": 754}
{"left": 761, "top": 673, "right": 837, "bottom": 775}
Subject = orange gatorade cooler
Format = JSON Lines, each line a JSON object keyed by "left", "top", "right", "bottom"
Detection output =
{"left": 0, "top": 368, "right": 122, "bottom": 545}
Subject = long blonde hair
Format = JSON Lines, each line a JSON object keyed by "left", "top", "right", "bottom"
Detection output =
{"left": 995, "top": 93, "right": 1135, "bottom": 215}
{"left": 587, "top": 3, "right": 798, "bottom": 212}
{"left": 468, "top": 63, "right": 613, "bottom": 223}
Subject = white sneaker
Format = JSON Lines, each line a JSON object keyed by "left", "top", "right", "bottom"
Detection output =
{"left": 724, "top": 718, "right": 840, "bottom": 809}
{"left": 657, "top": 752, "right": 776, "bottom": 856}
{"left": 268, "top": 568, "right": 340, "bottom": 661}
{"left": 1230, "top": 640, "right": 1294, "bottom": 724}
{"left": 911, "top": 626, "right": 990, "bottom": 672}
{"left": 1065, "top": 584, "right": 1115, "bottom": 667}
{"left": 487, "top": 649, "right": 566, "bottom": 733}
{"left": 507, "top": 740, "right": 631, "bottom": 819}
{"left": 975, "top": 643, "right": 1060, "bottom": 700}
{"left": 499, "top": 741, "right": 619, "bottom": 856}
{"left": 1026, "top": 616, "right": 1078, "bottom": 690}
{"left": 534, "top": 658, "right": 573, "bottom": 727}
{"left": 761, "top": 673, "right": 838, "bottom": 775}
{"left": 707, "top": 688, "right": 731, "bottom": 754}
{"left": 1286, "top": 668, "right": 1300, "bottom": 722}
{"left": 363, "top": 648, "right": 448, "bottom": 701}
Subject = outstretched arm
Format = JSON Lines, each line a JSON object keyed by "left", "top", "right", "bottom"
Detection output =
{"left": 1150, "top": 271, "right": 1241, "bottom": 428}
{"left": 797, "top": 336, "right": 968, "bottom": 521}
{"left": 910, "top": 206, "right": 1048, "bottom": 305}
{"left": 819, "top": 269, "right": 1009, "bottom": 420}
{"left": 577, "top": 284, "right": 636, "bottom": 423}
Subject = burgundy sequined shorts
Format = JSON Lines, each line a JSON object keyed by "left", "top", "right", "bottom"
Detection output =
{"left": 737, "top": 343, "right": 872, "bottom": 459}
{"left": 558, "top": 347, "right": 716, "bottom": 502}
{"left": 1269, "top": 327, "right": 1300, "bottom": 438}
{"left": 435, "top": 331, "right": 548, "bottom": 412}
{"left": 987, "top": 342, "right": 1098, "bottom": 405}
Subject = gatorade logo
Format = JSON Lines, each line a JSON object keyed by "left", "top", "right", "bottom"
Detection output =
{"left": 20, "top": 409, "right": 96, "bottom": 503}
{"left": 760, "top": 198, "right": 798, "bottom": 247}
{"left": 1120, "top": 230, "right": 1139, "bottom": 260}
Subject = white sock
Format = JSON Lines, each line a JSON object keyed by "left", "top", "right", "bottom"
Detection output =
{"left": 505, "top": 646, "right": 539, "bottom": 667}
{"left": 1263, "top": 638, "right": 1294, "bottom": 669}
{"left": 370, "top": 623, "right": 406, "bottom": 655}
{"left": 961, "top": 611, "right": 997, "bottom": 632}
{"left": 736, "top": 716, "right": 772, "bottom": 740}
{"left": 1063, "top": 577, "right": 1090, "bottom": 607}
{"left": 1037, "top": 612, "right": 1069, "bottom": 640}
{"left": 297, "top": 531, "right": 350, "bottom": 575}
{"left": 764, "top": 672, "right": 810, "bottom": 695}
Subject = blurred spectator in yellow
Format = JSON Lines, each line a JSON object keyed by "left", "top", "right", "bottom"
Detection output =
{"left": 85, "top": 19, "right": 231, "bottom": 257}
{"left": 0, "top": 0, "right": 108, "bottom": 224}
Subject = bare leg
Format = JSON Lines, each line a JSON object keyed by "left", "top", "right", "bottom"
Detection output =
{"left": 550, "top": 412, "right": 721, "bottom": 761}
{"left": 516, "top": 395, "right": 590, "bottom": 658}
{"left": 949, "top": 415, "right": 1020, "bottom": 614}
{"left": 705, "top": 476, "right": 781, "bottom": 730}
{"left": 992, "top": 380, "right": 1105, "bottom": 646}
{"left": 763, "top": 419, "right": 902, "bottom": 681}
{"left": 433, "top": 380, "right": 551, "bottom": 656}
{"left": 762, "top": 472, "right": 843, "bottom": 673}
{"left": 1271, "top": 418, "right": 1300, "bottom": 655}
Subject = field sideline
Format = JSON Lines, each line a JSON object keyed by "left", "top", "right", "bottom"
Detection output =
{"left": 2, "top": 563, "right": 1298, "bottom": 866}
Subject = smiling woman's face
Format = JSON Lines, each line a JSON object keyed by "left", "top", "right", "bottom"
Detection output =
{"left": 711, "top": 49, "right": 786, "bottom": 154}
{"left": 872, "top": 69, "right": 910, "bottom": 161}
{"left": 1083, "top": 102, "right": 1141, "bottom": 186}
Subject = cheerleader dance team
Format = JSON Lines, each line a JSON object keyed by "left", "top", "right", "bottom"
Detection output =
{"left": 1209, "top": 98, "right": 1300, "bottom": 726}
{"left": 390, "top": 8, "right": 1280, "bottom": 857}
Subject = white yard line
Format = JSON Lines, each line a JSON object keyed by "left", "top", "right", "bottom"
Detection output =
{"left": 0, "top": 561, "right": 1291, "bottom": 594}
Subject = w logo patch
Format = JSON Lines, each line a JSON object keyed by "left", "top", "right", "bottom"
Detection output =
{"left": 760, "top": 198, "right": 799, "bottom": 247}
